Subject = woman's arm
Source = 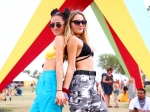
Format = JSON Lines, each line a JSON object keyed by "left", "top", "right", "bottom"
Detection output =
{"left": 103, "top": 76, "right": 109, "bottom": 84}
{"left": 63, "top": 36, "right": 78, "bottom": 89}
{"left": 55, "top": 35, "right": 65, "bottom": 90}
{"left": 55, "top": 36, "right": 67, "bottom": 105}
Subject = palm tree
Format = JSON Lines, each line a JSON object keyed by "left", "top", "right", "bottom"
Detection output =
{"left": 147, "top": 6, "right": 150, "bottom": 11}
{"left": 23, "top": 70, "right": 26, "bottom": 73}
{"left": 22, "top": 70, "right": 31, "bottom": 75}
{"left": 26, "top": 70, "right": 31, "bottom": 75}
{"left": 33, "top": 70, "right": 38, "bottom": 78}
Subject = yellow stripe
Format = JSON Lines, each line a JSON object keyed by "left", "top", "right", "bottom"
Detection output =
{"left": 94, "top": 0, "right": 150, "bottom": 80}
{"left": 0, "top": 0, "right": 65, "bottom": 83}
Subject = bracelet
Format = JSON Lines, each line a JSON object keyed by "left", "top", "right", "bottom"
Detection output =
{"left": 62, "top": 87, "right": 70, "bottom": 95}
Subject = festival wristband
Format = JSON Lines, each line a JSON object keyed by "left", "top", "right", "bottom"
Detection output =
{"left": 62, "top": 88, "right": 70, "bottom": 95}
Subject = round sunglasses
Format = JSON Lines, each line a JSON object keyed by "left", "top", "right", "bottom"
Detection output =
{"left": 71, "top": 20, "right": 87, "bottom": 26}
{"left": 50, "top": 23, "right": 63, "bottom": 28}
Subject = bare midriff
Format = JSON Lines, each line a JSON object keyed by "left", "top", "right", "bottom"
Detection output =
{"left": 76, "top": 56, "right": 94, "bottom": 71}
{"left": 43, "top": 59, "right": 56, "bottom": 71}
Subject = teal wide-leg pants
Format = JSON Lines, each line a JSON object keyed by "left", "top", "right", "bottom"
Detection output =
{"left": 29, "top": 70, "right": 63, "bottom": 112}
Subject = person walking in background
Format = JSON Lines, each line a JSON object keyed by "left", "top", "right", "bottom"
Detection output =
{"left": 123, "top": 79, "right": 128, "bottom": 91}
{"left": 114, "top": 81, "right": 120, "bottom": 108}
{"left": 63, "top": 10, "right": 108, "bottom": 112}
{"left": 128, "top": 77, "right": 136, "bottom": 103}
{"left": 29, "top": 8, "right": 70, "bottom": 112}
{"left": 31, "top": 80, "right": 36, "bottom": 92}
{"left": 102, "top": 68, "right": 114, "bottom": 107}
{"left": 30, "top": 83, "right": 33, "bottom": 92}
{"left": 2, "top": 84, "right": 11, "bottom": 101}
{"left": 120, "top": 80, "right": 124, "bottom": 93}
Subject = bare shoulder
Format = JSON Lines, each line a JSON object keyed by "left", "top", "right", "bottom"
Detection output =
{"left": 54, "top": 35, "right": 64, "bottom": 45}
{"left": 103, "top": 75, "right": 106, "bottom": 78}
{"left": 68, "top": 35, "right": 78, "bottom": 45}
{"left": 55, "top": 35, "right": 64, "bottom": 42}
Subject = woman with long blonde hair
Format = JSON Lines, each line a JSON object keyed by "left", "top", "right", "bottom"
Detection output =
{"left": 63, "top": 10, "right": 108, "bottom": 112}
{"left": 128, "top": 77, "right": 136, "bottom": 103}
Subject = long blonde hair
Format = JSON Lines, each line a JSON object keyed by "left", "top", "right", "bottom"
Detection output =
{"left": 64, "top": 10, "right": 90, "bottom": 46}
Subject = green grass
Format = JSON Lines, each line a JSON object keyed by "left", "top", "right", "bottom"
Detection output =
{"left": 146, "top": 86, "right": 150, "bottom": 93}
{"left": 1, "top": 86, "right": 150, "bottom": 112}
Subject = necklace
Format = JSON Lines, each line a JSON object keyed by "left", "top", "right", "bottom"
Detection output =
{"left": 138, "top": 98, "right": 145, "bottom": 108}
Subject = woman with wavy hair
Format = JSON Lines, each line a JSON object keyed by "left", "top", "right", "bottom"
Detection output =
{"left": 29, "top": 8, "right": 70, "bottom": 112}
{"left": 63, "top": 10, "right": 109, "bottom": 112}
{"left": 128, "top": 77, "right": 136, "bottom": 103}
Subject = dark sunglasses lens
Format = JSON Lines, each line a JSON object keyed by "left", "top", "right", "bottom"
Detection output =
{"left": 81, "top": 20, "right": 87, "bottom": 25}
{"left": 50, "top": 23, "right": 54, "bottom": 28}
{"left": 73, "top": 20, "right": 87, "bottom": 26}
{"left": 56, "top": 23, "right": 61, "bottom": 28}
{"left": 74, "top": 20, "right": 81, "bottom": 25}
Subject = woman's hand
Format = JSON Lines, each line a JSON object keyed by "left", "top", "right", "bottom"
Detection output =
{"left": 55, "top": 91, "right": 68, "bottom": 105}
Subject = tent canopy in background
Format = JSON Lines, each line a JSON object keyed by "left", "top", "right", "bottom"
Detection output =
{"left": 13, "top": 73, "right": 37, "bottom": 87}
{"left": 13, "top": 73, "right": 37, "bottom": 82}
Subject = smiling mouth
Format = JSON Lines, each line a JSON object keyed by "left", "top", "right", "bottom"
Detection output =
{"left": 54, "top": 30, "right": 59, "bottom": 32}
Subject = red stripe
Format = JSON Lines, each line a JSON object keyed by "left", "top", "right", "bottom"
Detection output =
{"left": 105, "top": 18, "right": 143, "bottom": 89}
{"left": 0, "top": 0, "right": 93, "bottom": 91}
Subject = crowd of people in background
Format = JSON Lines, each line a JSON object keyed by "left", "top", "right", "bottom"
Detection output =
{"left": 0, "top": 82, "right": 23, "bottom": 101}
{"left": 101, "top": 67, "right": 150, "bottom": 112}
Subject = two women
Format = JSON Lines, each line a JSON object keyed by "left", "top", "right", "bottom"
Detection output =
{"left": 30, "top": 9, "right": 108, "bottom": 112}
{"left": 30, "top": 8, "right": 70, "bottom": 112}
{"left": 63, "top": 10, "right": 108, "bottom": 112}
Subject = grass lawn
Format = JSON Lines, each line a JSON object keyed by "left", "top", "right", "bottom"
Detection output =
{"left": 1, "top": 86, "right": 150, "bottom": 112}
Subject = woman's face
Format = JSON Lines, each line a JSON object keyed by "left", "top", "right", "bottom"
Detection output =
{"left": 50, "top": 15, "right": 65, "bottom": 36}
{"left": 129, "top": 78, "right": 133, "bottom": 83}
{"left": 70, "top": 14, "right": 87, "bottom": 36}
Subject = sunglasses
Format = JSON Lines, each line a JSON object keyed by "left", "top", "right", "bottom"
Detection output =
{"left": 50, "top": 23, "right": 63, "bottom": 28}
{"left": 71, "top": 20, "right": 87, "bottom": 26}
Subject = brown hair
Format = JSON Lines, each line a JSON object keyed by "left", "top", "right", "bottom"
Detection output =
{"left": 107, "top": 68, "right": 113, "bottom": 72}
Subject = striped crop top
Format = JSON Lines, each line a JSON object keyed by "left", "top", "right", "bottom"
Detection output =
{"left": 45, "top": 44, "right": 56, "bottom": 59}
